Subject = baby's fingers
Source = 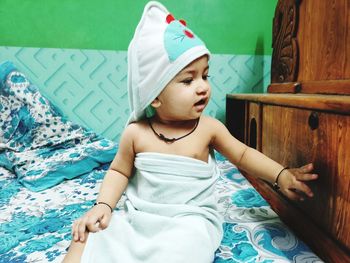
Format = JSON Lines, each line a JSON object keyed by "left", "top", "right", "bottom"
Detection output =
{"left": 99, "top": 213, "right": 111, "bottom": 230}
{"left": 295, "top": 172, "right": 318, "bottom": 182}
{"left": 76, "top": 217, "right": 88, "bottom": 242}
{"left": 72, "top": 219, "right": 82, "bottom": 242}
{"left": 293, "top": 180, "right": 314, "bottom": 198}
{"left": 283, "top": 188, "right": 303, "bottom": 201}
{"left": 86, "top": 216, "right": 102, "bottom": 233}
{"left": 299, "top": 163, "right": 314, "bottom": 173}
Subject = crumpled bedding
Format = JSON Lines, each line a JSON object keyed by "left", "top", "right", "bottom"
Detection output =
{"left": 0, "top": 60, "right": 117, "bottom": 191}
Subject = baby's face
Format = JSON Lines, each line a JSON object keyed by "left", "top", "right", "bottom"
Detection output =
{"left": 156, "top": 55, "right": 211, "bottom": 120}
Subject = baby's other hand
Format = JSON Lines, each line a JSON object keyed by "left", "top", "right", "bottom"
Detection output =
{"left": 277, "top": 163, "right": 318, "bottom": 201}
{"left": 72, "top": 204, "right": 112, "bottom": 243}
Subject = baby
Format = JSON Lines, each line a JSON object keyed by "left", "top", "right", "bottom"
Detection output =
{"left": 63, "top": 2, "right": 317, "bottom": 262}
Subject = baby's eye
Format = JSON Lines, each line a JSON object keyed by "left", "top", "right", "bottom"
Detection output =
{"left": 203, "top": 75, "right": 210, "bottom": 81}
{"left": 181, "top": 78, "right": 193, "bottom": 85}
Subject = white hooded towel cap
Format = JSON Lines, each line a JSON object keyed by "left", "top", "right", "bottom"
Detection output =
{"left": 127, "top": 1, "right": 210, "bottom": 124}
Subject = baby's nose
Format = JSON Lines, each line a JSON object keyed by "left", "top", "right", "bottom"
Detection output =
{"left": 196, "top": 84, "right": 209, "bottom": 94}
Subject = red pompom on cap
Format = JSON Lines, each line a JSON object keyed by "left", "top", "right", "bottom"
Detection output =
{"left": 184, "top": 30, "right": 194, "bottom": 38}
{"left": 179, "top": 19, "right": 187, "bottom": 26}
{"left": 166, "top": 14, "right": 175, "bottom": 24}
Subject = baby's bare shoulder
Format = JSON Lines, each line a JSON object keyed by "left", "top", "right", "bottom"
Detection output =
{"left": 200, "top": 116, "right": 229, "bottom": 141}
{"left": 122, "top": 121, "right": 144, "bottom": 138}
{"left": 200, "top": 115, "right": 224, "bottom": 129}
{"left": 126, "top": 120, "right": 147, "bottom": 130}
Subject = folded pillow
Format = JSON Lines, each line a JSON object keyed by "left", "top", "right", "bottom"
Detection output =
{"left": 0, "top": 60, "right": 117, "bottom": 191}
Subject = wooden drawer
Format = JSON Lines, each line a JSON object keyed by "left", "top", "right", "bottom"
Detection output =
{"left": 261, "top": 104, "right": 350, "bottom": 250}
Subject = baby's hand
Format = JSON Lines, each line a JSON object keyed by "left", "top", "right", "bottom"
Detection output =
{"left": 72, "top": 204, "right": 112, "bottom": 242}
{"left": 277, "top": 163, "right": 318, "bottom": 201}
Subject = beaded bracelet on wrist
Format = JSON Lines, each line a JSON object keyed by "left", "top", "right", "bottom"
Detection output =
{"left": 94, "top": 201, "right": 113, "bottom": 213}
{"left": 273, "top": 167, "right": 289, "bottom": 190}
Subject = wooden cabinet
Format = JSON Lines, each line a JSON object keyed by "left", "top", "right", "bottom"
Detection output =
{"left": 225, "top": 1, "right": 350, "bottom": 260}
{"left": 226, "top": 94, "right": 350, "bottom": 262}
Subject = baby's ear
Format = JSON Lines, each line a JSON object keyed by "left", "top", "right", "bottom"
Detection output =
{"left": 151, "top": 98, "right": 162, "bottom": 108}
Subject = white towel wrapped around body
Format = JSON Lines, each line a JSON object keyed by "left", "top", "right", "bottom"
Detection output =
{"left": 81, "top": 152, "right": 223, "bottom": 263}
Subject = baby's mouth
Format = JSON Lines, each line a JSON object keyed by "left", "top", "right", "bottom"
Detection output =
{"left": 194, "top": 98, "right": 206, "bottom": 106}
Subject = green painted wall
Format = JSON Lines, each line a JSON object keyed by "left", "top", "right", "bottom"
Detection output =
{"left": 0, "top": 0, "right": 277, "bottom": 55}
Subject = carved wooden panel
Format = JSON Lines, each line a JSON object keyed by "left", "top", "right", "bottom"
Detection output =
{"left": 270, "top": 0, "right": 300, "bottom": 83}
{"left": 269, "top": 0, "right": 350, "bottom": 95}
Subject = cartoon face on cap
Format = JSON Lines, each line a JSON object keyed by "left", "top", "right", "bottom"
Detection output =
{"left": 164, "top": 14, "right": 205, "bottom": 62}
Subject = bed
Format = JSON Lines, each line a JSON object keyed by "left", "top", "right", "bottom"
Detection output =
{"left": 0, "top": 61, "right": 322, "bottom": 262}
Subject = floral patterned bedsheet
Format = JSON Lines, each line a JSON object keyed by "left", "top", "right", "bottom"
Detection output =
{"left": 0, "top": 155, "right": 323, "bottom": 263}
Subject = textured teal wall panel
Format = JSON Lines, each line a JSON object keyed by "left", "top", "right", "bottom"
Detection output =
{"left": 0, "top": 47, "right": 129, "bottom": 141}
{"left": 0, "top": 46, "right": 271, "bottom": 141}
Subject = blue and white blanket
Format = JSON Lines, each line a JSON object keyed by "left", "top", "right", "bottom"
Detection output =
{"left": 0, "top": 61, "right": 323, "bottom": 262}
{"left": 0, "top": 61, "right": 117, "bottom": 191}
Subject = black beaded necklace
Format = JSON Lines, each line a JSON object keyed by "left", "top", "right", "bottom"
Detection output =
{"left": 147, "top": 118, "right": 199, "bottom": 143}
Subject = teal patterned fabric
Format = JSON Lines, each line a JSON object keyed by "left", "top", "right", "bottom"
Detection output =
{"left": 0, "top": 60, "right": 117, "bottom": 191}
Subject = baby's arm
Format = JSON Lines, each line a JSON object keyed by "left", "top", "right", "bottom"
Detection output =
{"left": 209, "top": 117, "right": 317, "bottom": 201}
{"left": 72, "top": 124, "right": 137, "bottom": 242}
